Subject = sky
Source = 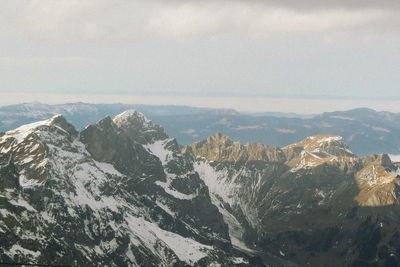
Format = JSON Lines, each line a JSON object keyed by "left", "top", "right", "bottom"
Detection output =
{"left": 0, "top": 0, "right": 399, "bottom": 113}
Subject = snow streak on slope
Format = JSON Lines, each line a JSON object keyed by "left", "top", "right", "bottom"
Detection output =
{"left": 194, "top": 160, "right": 254, "bottom": 253}
{"left": 145, "top": 139, "right": 173, "bottom": 166}
{"left": 45, "top": 129, "right": 213, "bottom": 264}
{"left": 0, "top": 117, "right": 54, "bottom": 145}
{"left": 127, "top": 215, "right": 213, "bottom": 265}
{"left": 146, "top": 139, "right": 197, "bottom": 200}
{"left": 194, "top": 160, "right": 234, "bottom": 204}
{"left": 0, "top": 115, "right": 222, "bottom": 266}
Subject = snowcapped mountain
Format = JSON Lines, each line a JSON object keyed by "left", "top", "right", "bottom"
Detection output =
{"left": 184, "top": 133, "right": 400, "bottom": 266}
{"left": 0, "top": 111, "right": 254, "bottom": 266}
{"left": 4, "top": 103, "right": 400, "bottom": 156}
{"left": 2, "top": 111, "right": 400, "bottom": 266}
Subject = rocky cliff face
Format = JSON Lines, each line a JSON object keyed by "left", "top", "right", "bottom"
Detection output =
{"left": 183, "top": 132, "right": 286, "bottom": 164}
{"left": 0, "top": 111, "right": 254, "bottom": 266}
{"left": 3, "top": 111, "right": 400, "bottom": 266}
{"left": 184, "top": 133, "right": 400, "bottom": 266}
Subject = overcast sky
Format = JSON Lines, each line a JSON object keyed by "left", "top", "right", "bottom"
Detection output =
{"left": 0, "top": 0, "right": 399, "bottom": 113}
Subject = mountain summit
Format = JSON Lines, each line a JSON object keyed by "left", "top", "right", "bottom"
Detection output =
{"left": 0, "top": 111, "right": 251, "bottom": 266}
{"left": 184, "top": 133, "right": 400, "bottom": 266}
{"left": 284, "top": 134, "right": 354, "bottom": 157}
{"left": 182, "top": 132, "right": 285, "bottom": 163}
{"left": 2, "top": 111, "right": 400, "bottom": 266}
{"left": 113, "top": 109, "right": 168, "bottom": 144}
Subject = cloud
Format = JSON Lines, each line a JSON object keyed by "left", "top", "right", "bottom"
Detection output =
{"left": 149, "top": 3, "right": 391, "bottom": 37}
{"left": 233, "top": 0, "right": 400, "bottom": 11}
{"left": 1, "top": 1, "right": 399, "bottom": 102}
{"left": 0, "top": 0, "right": 398, "bottom": 42}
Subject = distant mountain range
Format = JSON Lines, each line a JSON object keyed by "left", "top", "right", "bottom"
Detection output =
{"left": 2, "top": 110, "right": 400, "bottom": 266}
{"left": 1, "top": 102, "right": 400, "bottom": 156}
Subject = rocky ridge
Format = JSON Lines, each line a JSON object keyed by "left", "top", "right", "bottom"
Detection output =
{"left": 184, "top": 133, "right": 400, "bottom": 266}
{"left": 0, "top": 111, "right": 254, "bottom": 266}
{"left": 3, "top": 111, "right": 400, "bottom": 266}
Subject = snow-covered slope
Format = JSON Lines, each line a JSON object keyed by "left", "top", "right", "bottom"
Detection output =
{"left": 0, "top": 112, "right": 252, "bottom": 266}
{"left": 5, "top": 111, "right": 400, "bottom": 266}
{"left": 184, "top": 133, "right": 400, "bottom": 266}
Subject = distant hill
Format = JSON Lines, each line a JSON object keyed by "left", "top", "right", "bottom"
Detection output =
{"left": 1, "top": 103, "right": 400, "bottom": 156}
{"left": 154, "top": 107, "right": 400, "bottom": 156}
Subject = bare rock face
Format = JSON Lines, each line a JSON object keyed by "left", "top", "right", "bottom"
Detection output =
{"left": 183, "top": 132, "right": 286, "bottom": 164}
{"left": 186, "top": 133, "right": 400, "bottom": 266}
{"left": 0, "top": 111, "right": 252, "bottom": 267}
{"left": 0, "top": 153, "right": 18, "bottom": 190}
{"left": 113, "top": 110, "right": 168, "bottom": 144}
{"left": 79, "top": 116, "right": 163, "bottom": 178}
{"left": 0, "top": 115, "right": 77, "bottom": 186}
{"left": 354, "top": 154, "right": 400, "bottom": 207}
{"left": 284, "top": 134, "right": 354, "bottom": 157}
{"left": 4, "top": 110, "right": 400, "bottom": 267}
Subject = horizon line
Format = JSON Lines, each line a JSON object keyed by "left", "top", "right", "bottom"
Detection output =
{"left": 1, "top": 93, "right": 400, "bottom": 114}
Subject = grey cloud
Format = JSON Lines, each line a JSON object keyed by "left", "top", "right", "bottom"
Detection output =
{"left": 0, "top": 0, "right": 399, "bottom": 104}
{"left": 176, "top": 0, "right": 400, "bottom": 10}
{"left": 0, "top": 0, "right": 399, "bottom": 43}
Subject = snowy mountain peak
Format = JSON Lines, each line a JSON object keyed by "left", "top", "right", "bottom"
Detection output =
{"left": 284, "top": 134, "right": 354, "bottom": 157}
{"left": 113, "top": 109, "right": 151, "bottom": 128}
{"left": 113, "top": 110, "right": 168, "bottom": 144}
{"left": 48, "top": 114, "right": 78, "bottom": 136}
{"left": 0, "top": 114, "right": 75, "bottom": 146}
{"left": 0, "top": 114, "right": 78, "bottom": 188}
{"left": 4, "top": 112, "right": 400, "bottom": 266}
{"left": 0, "top": 113, "right": 247, "bottom": 266}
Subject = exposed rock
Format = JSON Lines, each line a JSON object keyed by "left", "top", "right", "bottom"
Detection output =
{"left": 4, "top": 111, "right": 400, "bottom": 267}
{"left": 113, "top": 110, "right": 168, "bottom": 144}
{"left": 183, "top": 133, "right": 286, "bottom": 163}
{"left": 187, "top": 132, "right": 400, "bottom": 266}
{"left": 0, "top": 153, "right": 18, "bottom": 189}
{"left": 0, "top": 112, "right": 249, "bottom": 266}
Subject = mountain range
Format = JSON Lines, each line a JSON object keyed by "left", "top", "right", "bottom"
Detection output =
{"left": 1, "top": 103, "right": 400, "bottom": 156}
{"left": 2, "top": 110, "right": 400, "bottom": 266}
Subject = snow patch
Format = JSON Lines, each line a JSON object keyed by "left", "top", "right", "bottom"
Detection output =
{"left": 40, "top": 211, "right": 56, "bottom": 223}
{"left": 19, "top": 174, "right": 42, "bottom": 188}
{"left": 389, "top": 154, "right": 400, "bottom": 163}
{"left": 155, "top": 181, "right": 196, "bottom": 200}
{"left": 194, "top": 160, "right": 234, "bottom": 205}
{"left": 0, "top": 115, "right": 60, "bottom": 144}
{"left": 156, "top": 200, "right": 176, "bottom": 217}
{"left": 94, "top": 161, "right": 124, "bottom": 176}
{"left": 9, "top": 198, "right": 36, "bottom": 212}
{"left": 113, "top": 110, "right": 151, "bottom": 127}
{"left": 8, "top": 244, "right": 40, "bottom": 258}
{"left": 0, "top": 208, "right": 13, "bottom": 218}
{"left": 145, "top": 139, "right": 173, "bottom": 165}
{"left": 194, "top": 161, "right": 256, "bottom": 253}
{"left": 127, "top": 215, "right": 213, "bottom": 265}
{"left": 330, "top": 115, "right": 355, "bottom": 121}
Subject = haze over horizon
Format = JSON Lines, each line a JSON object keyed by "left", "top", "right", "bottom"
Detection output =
{"left": 1, "top": 1, "right": 399, "bottom": 113}
{"left": 3, "top": 95, "right": 400, "bottom": 115}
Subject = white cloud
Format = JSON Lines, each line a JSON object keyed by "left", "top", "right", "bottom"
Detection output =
{"left": 149, "top": 3, "right": 391, "bottom": 38}
{"left": 0, "top": 1, "right": 397, "bottom": 41}
{"left": 0, "top": 1, "right": 399, "bottom": 103}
